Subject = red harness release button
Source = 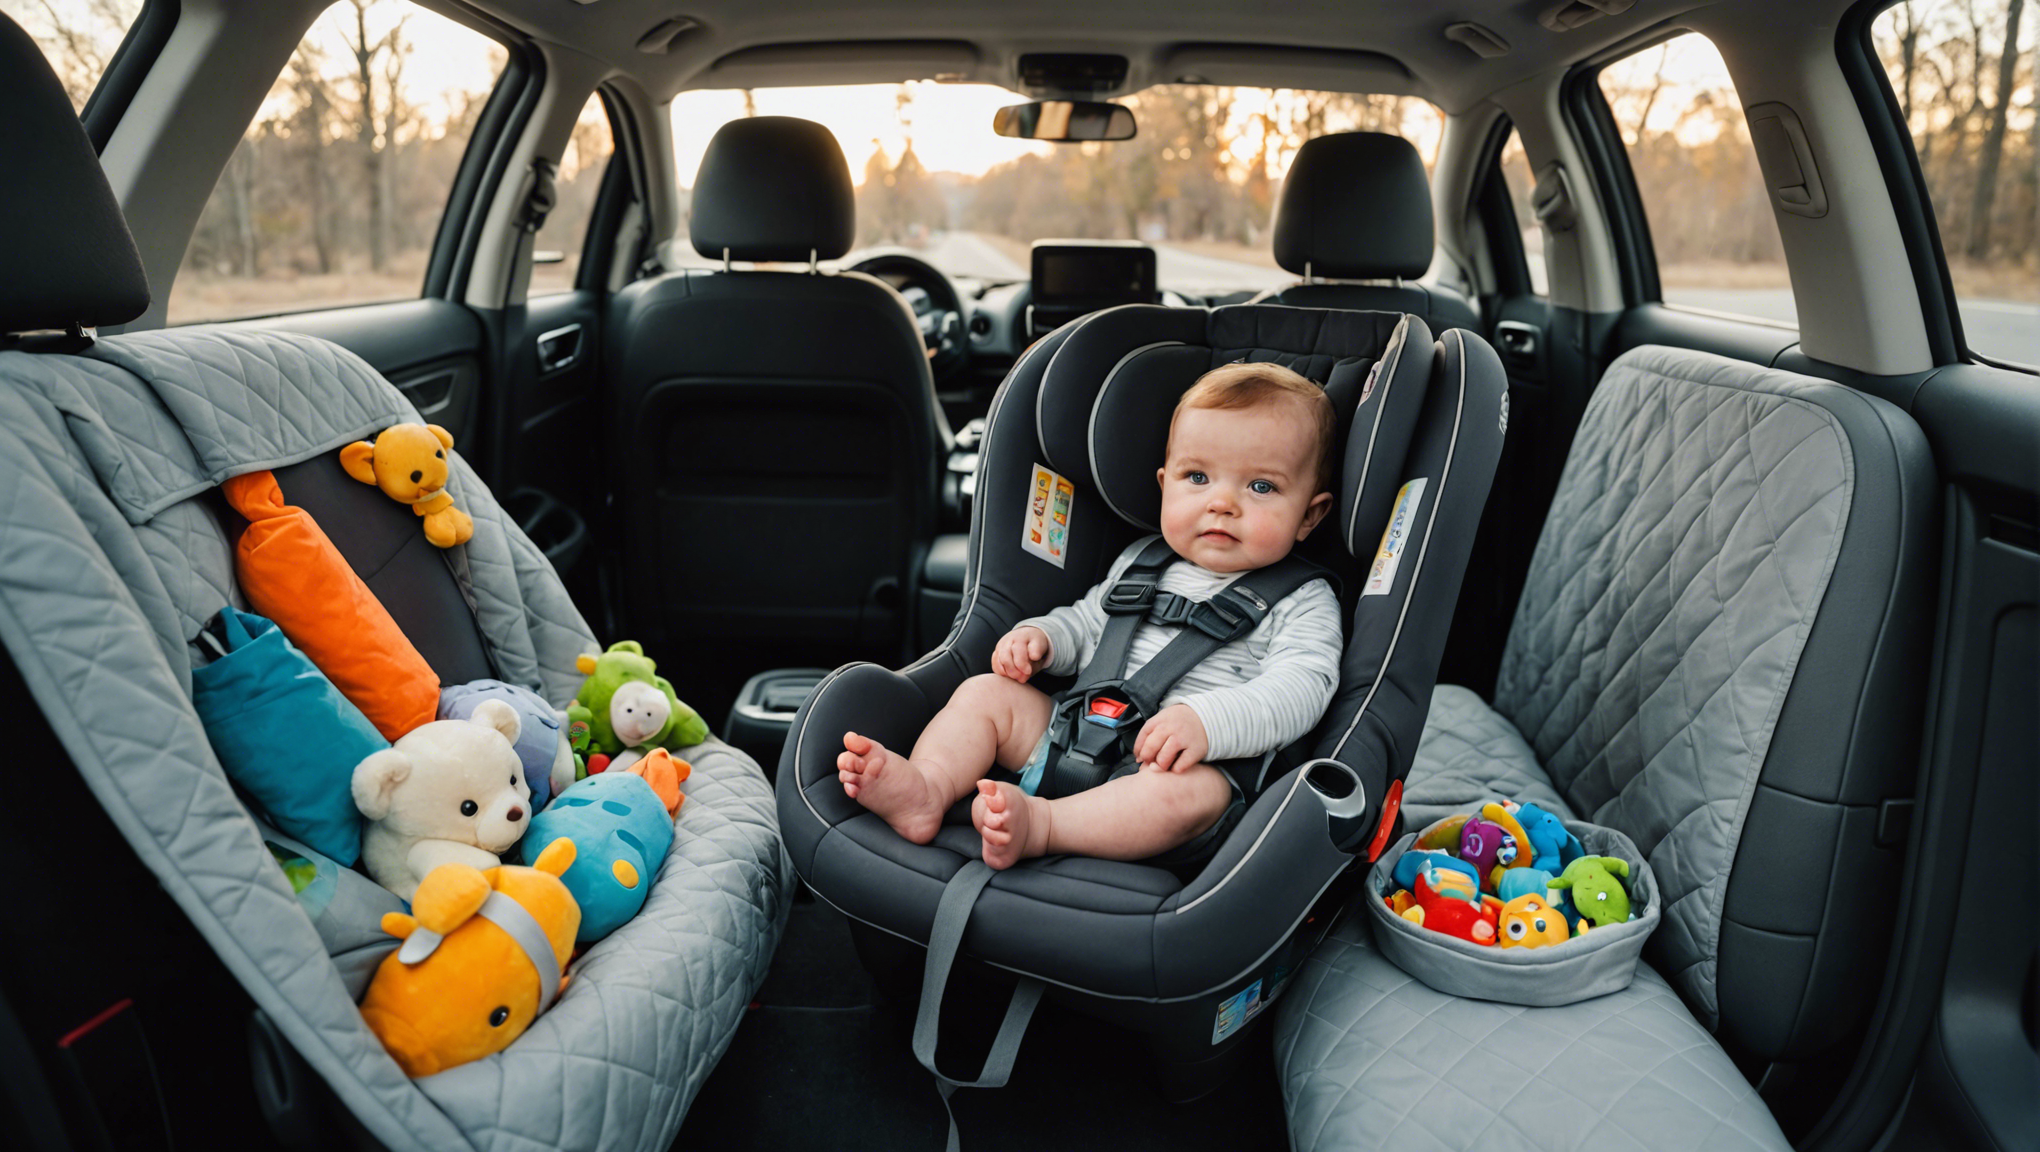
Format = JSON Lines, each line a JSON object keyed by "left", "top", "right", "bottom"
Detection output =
{"left": 1088, "top": 697, "right": 1129, "bottom": 720}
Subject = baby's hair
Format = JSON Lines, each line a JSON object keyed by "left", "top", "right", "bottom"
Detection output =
{"left": 1172, "top": 362, "right": 1338, "bottom": 494}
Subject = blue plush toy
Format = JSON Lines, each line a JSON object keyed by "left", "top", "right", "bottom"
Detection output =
{"left": 523, "top": 768, "right": 675, "bottom": 943}
{"left": 1392, "top": 849, "right": 1482, "bottom": 897}
{"left": 1512, "top": 802, "right": 1585, "bottom": 871}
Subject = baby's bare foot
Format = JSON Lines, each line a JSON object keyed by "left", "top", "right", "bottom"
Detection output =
{"left": 973, "top": 780, "right": 1051, "bottom": 870}
{"left": 838, "top": 732, "right": 944, "bottom": 844}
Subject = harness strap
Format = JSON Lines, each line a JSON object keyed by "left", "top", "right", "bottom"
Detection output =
{"left": 1113, "top": 550, "right": 1337, "bottom": 716}
{"left": 912, "top": 861, "right": 1045, "bottom": 1152}
{"left": 1074, "top": 536, "right": 1180, "bottom": 696}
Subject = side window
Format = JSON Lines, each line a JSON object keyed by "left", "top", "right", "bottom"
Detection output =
{"left": 1497, "top": 130, "right": 1547, "bottom": 296}
{"left": 168, "top": 0, "right": 506, "bottom": 324}
{"left": 1598, "top": 34, "right": 1791, "bottom": 325}
{"left": 529, "top": 94, "right": 616, "bottom": 295}
{"left": 1873, "top": 0, "right": 2036, "bottom": 366}
{"left": 4, "top": 0, "right": 147, "bottom": 112}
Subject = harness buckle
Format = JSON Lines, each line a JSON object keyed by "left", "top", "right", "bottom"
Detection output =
{"left": 1102, "top": 578, "right": 1159, "bottom": 614}
{"left": 1185, "top": 597, "right": 1252, "bottom": 642}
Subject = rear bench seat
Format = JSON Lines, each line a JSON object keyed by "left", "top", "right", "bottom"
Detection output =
{"left": 0, "top": 16, "right": 789, "bottom": 1150}
{"left": 1275, "top": 345, "right": 1934, "bottom": 1150}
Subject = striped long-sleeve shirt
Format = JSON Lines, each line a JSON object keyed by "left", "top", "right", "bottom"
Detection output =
{"left": 1016, "top": 535, "right": 1344, "bottom": 762}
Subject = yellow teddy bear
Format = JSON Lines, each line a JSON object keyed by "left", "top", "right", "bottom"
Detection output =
{"left": 339, "top": 423, "right": 476, "bottom": 547}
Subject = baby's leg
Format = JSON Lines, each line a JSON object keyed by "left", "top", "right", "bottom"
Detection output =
{"left": 839, "top": 673, "right": 1053, "bottom": 845}
{"left": 973, "top": 764, "right": 1233, "bottom": 870}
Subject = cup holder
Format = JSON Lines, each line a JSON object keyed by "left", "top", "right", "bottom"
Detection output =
{"left": 1303, "top": 758, "right": 1368, "bottom": 818}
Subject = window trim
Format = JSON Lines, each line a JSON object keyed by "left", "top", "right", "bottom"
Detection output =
{"left": 1470, "top": 116, "right": 1536, "bottom": 302}
{"left": 1562, "top": 51, "right": 1665, "bottom": 310}
{"left": 80, "top": 0, "right": 178, "bottom": 153}
{"left": 429, "top": 35, "right": 545, "bottom": 301}
{"left": 1837, "top": 0, "right": 1974, "bottom": 368}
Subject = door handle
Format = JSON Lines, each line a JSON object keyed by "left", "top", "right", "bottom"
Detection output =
{"left": 535, "top": 323, "right": 583, "bottom": 375}
{"left": 1494, "top": 321, "right": 1541, "bottom": 370}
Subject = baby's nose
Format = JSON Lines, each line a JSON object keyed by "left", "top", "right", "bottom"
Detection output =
{"left": 506, "top": 806, "right": 524, "bottom": 822}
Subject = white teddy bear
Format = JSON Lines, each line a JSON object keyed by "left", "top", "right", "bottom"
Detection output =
{"left": 351, "top": 698, "right": 532, "bottom": 902}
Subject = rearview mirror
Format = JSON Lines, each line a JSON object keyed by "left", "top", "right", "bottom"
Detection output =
{"left": 992, "top": 100, "right": 1136, "bottom": 142}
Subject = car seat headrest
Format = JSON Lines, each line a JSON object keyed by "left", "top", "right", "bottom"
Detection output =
{"left": 0, "top": 12, "right": 150, "bottom": 334}
{"left": 1033, "top": 304, "right": 1430, "bottom": 555}
{"left": 688, "top": 116, "right": 855, "bottom": 264}
{"left": 1271, "top": 132, "right": 1434, "bottom": 281}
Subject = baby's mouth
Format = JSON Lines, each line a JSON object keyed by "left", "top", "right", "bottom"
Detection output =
{"left": 1198, "top": 529, "right": 1237, "bottom": 543}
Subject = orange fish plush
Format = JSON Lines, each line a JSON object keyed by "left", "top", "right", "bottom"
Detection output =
{"left": 358, "top": 840, "right": 581, "bottom": 1077}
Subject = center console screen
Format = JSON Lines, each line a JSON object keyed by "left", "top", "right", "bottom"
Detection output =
{"left": 1029, "top": 243, "right": 1157, "bottom": 336}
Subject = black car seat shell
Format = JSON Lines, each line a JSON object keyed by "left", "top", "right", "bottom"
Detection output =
{"left": 1252, "top": 132, "right": 1482, "bottom": 334}
{"left": 777, "top": 302, "right": 1508, "bottom": 1064}
{"left": 607, "top": 116, "right": 949, "bottom": 667}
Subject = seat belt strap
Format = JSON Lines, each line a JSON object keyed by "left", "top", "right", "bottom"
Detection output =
{"left": 912, "top": 861, "right": 1044, "bottom": 1152}
{"left": 1114, "top": 552, "right": 1338, "bottom": 716}
{"left": 1072, "top": 537, "right": 1181, "bottom": 694}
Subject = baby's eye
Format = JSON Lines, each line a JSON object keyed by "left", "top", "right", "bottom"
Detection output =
{"left": 1185, "top": 471, "right": 1208, "bottom": 485}
{"left": 1248, "top": 479, "right": 1276, "bottom": 495}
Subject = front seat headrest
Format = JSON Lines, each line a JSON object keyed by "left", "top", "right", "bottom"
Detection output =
{"left": 689, "top": 116, "right": 855, "bottom": 263}
{"left": 1270, "top": 132, "right": 1434, "bottom": 281}
{"left": 0, "top": 13, "right": 150, "bottom": 333}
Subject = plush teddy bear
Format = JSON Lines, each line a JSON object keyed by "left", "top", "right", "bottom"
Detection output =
{"left": 359, "top": 839, "right": 581, "bottom": 1077}
{"left": 351, "top": 698, "right": 532, "bottom": 902}
{"left": 338, "top": 423, "right": 475, "bottom": 548}
{"left": 569, "top": 641, "right": 707, "bottom": 772}
{"left": 439, "top": 679, "right": 577, "bottom": 811}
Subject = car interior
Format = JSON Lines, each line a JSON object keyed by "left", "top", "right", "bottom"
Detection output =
{"left": 0, "top": 1, "right": 2032, "bottom": 1151}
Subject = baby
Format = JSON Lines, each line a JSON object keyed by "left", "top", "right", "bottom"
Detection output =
{"left": 839, "top": 362, "right": 1345, "bottom": 869}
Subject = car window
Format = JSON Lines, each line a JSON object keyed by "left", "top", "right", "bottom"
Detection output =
{"left": 3, "top": 0, "right": 147, "bottom": 113}
{"left": 1873, "top": 0, "right": 2037, "bottom": 366}
{"left": 668, "top": 83, "right": 1443, "bottom": 294}
{"left": 1598, "top": 33, "right": 1792, "bottom": 327}
{"left": 167, "top": 0, "right": 506, "bottom": 325}
{"left": 529, "top": 94, "right": 616, "bottom": 296}
{"left": 1497, "top": 129, "right": 1546, "bottom": 295}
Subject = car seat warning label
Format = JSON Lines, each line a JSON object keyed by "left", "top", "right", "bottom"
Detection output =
{"left": 1362, "top": 477, "right": 1427, "bottom": 597}
{"left": 1023, "top": 462, "right": 1074, "bottom": 568}
{"left": 1212, "top": 979, "right": 1264, "bottom": 1044}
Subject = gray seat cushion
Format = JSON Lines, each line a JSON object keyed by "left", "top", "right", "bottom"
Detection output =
{"left": 1275, "top": 915, "right": 1791, "bottom": 1152}
{"left": 1400, "top": 685, "right": 1565, "bottom": 830}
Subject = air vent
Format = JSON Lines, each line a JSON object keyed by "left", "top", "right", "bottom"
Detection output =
{"left": 1444, "top": 22, "right": 1509, "bottom": 59}
{"left": 637, "top": 16, "right": 703, "bottom": 55}
{"left": 1540, "top": 0, "right": 1636, "bottom": 32}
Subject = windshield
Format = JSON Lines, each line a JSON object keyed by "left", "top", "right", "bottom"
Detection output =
{"left": 670, "top": 83, "right": 1441, "bottom": 293}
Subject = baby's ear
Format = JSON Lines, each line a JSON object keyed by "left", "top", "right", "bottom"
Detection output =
{"left": 339, "top": 441, "right": 378, "bottom": 485}
{"left": 1296, "top": 490, "right": 1334, "bottom": 539}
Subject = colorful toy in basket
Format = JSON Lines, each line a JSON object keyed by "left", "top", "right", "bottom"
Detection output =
{"left": 569, "top": 641, "right": 708, "bottom": 772}
{"left": 339, "top": 423, "right": 475, "bottom": 548}
{"left": 440, "top": 679, "right": 578, "bottom": 811}
{"left": 1508, "top": 801, "right": 1584, "bottom": 871}
{"left": 524, "top": 749, "right": 689, "bottom": 943}
{"left": 1460, "top": 803, "right": 1537, "bottom": 892}
{"left": 1550, "top": 856, "right": 1633, "bottom": 931}
{"left": 351, "top": 699, "right": 532, "bottom": 902}
{"left": 1497, "top": 894, "right": 1571, "bottom": 950}
{"left": 1397, "top": 869, "right": 1501, "bottom": 945}
{"left": 1390, "top": 850, "right": 1481, "bottom": 897}
{"left": 358, "top": 839, "right": 581, "bottom": 1077}
{"left": 1497, "top": 867, "right": 1575, "bottom": 926}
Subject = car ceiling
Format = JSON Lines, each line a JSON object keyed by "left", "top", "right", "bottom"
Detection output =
{"left": 463, "top": 0, "right": 1855, "bottom": 113}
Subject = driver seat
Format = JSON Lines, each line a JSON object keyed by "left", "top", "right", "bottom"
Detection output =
{"left": 608, "top": 116, "right": 949, "bottom": 675}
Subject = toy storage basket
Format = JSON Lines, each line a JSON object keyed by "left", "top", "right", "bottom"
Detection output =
{"left": 1364, "top": 820, "right": 1660, "bottom": 1008}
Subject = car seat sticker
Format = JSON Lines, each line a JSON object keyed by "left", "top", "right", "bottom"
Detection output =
{"left": 1362, "top": 477, "right": 1427, "bottom": 597}
{"left": 1022, "top": 462, "right": 1075, "bottom": 568}
{"left": 1212, "top": 978, "right": 1264, "bottom": 1044}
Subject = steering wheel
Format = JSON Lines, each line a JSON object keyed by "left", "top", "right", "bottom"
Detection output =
{"left": 847, "top": 250, "right": 969, "bottom": 380}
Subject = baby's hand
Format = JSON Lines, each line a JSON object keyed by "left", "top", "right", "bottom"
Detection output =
{"left": 992, "top": 626, "right": 1051, "bottom": 682}
{"left": 1135, "top": 705, "right": 1209, "bottom": 774}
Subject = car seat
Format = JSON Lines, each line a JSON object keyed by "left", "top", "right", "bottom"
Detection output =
{"left": 0, "top": 17, "right": 789, "bottom": 1151}
{"left": 775, "top": 302, "right": 1508, "bottom": 1109}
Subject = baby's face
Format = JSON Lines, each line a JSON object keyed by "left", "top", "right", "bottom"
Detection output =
{"left": 1156, "top": 398, "right": 1331, "bottom": 573}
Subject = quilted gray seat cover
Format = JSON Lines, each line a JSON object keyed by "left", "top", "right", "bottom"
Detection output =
{"left": 1277, "top": 914, "right": 1790, "bottom": 1152}
{"left": 0, "top": 328, "right": 791, "bottom": 1152}
{"left": 1277, "top": 345, "right": 1868, "bottom": 1152}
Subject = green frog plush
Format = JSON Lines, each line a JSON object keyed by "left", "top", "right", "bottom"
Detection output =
{"left": 1549, "top": 855, "right": 1633, "bottom": 931}
{"left": 568, "top": 641, "right": 707, "bottom": 773}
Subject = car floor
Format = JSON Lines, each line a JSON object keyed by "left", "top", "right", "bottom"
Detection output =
{"left": 677, "top": 885, "right": 1293, "bottom": 1151}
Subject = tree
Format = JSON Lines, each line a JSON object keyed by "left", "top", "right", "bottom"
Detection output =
{"left": 1966, "top": 0, "right": 2025, "bottom": 258}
